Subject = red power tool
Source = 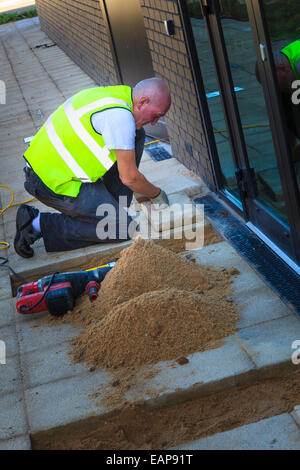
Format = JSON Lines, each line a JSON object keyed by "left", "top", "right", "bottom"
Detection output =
{"left": 16, "top": 262, "right": 115, "bottom": 317}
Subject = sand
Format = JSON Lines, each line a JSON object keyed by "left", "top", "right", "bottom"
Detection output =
{"left": 67, "top": 237, "right": 238, "bottom": 369}
{"left": 42, "top": 237, "right": 240, "bottom": 411}
{"left": 71, "top": 288, "right": 238, "bottom": 368}
{"left": 32, "top": 369, "right": 300, "bottom": 450}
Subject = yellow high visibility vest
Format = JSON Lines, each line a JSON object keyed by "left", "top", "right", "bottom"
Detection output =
{"left": 281, "top": 40, "right": 300, "bottom": 79}
{"left": 24, "top": 85, "right": 133, "bottom": 197}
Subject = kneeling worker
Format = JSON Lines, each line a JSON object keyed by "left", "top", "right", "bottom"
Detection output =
{"left": 14, "top": 78, "right": 171, "bottom": 258}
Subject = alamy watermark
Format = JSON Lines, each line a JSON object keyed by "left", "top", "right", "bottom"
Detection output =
{"left": 291, "top": 80, "right": 300, "bottom": 105}
{"left": 291, "top": 340, "right": 300, "bottom": 365}
{"left": 96, "top": 197, "right": 205, "bottom": 250}
{"left": 0, "top": 80, "right": 6, "bottom": 105}
{"left": 0, "top": 340, "right": 6, "bottom": 365}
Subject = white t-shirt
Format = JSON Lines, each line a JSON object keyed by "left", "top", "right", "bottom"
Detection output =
{"left": 91, "top": 108, "right": 136, "bottom": 150}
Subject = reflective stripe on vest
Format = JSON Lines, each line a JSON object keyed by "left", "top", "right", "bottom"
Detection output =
{"left": 64, "top": 97, "right": 116, "bottom": 171}
{"left": 76, "top": 97, "right": 131, "bottom": 118}
{"left": 45, "top": 115, "right": 92, "bottom": 183}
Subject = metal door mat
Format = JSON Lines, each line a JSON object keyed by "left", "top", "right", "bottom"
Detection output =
{"left": 144, "top": 138, "right": 172, "bottom": 162}
{"left": 194, "top": 195, "right": 300, "bottom": 315}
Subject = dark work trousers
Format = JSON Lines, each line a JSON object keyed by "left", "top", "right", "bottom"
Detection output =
{"left": 23, "top": 128, "right": 145, "bottom": 252}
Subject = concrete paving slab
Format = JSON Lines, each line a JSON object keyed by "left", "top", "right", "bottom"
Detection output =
{"left": 0, "top": 105, "right": 28, "bottom": 123}
{"left": 134, "top": 207, "right": 209, "bottom": 250}
{"left": 0, "top": 391, "right": 28, "bottom": 441}
{"left": 0, "top": 120, "right": 35, "bottom": 140}
{"left": 0, "top": 155, "right": 28, "bottom": 176}
{"left": 0, "top": 434, "right": 31, "bottom": 450}
{"left": 0, "top": 187, "right": 32, "bottom": 210}
{"left": 3, "top": 170, "right": 32, "bottom": 190}
{"left": 0, "top": 144, "right": 27, "bottom": 159}
{"left": 7, "top": 236, "right": 131, "bottom": 281}
{"left": 140, "top": 156, "right": 207, "bottom": 197}
{"left": 0, "top": 274, "right": 13, "bottom": 301}
{"left": 153, "top": 173, "right": 206, "bottom": 198}
{"left": 292, "top": 405, "right": 300, "bottom": 428}
{"left": 0, "top": 323, "right": 19, "bottom": 358}
{"left": 16, "top": 314, "right": 79, "bottom": 355}
{"left": 0, "top": 354, "right": 23, "bottom": 395}
{"left": 23, "top": 334, "right": 255, "bottom": 437}
{"left": 0, "top": 298, "right": 16, "bottom": 327}
{"left": 126, "top": 336, "right": 256, "bottom": 405}
{"left": 21, "top": 340, "right": 89, "bottom": 389}
{"left": 235, "top": 316, "right": 300, "bottom": 371}
{"left": 14, "top": 16, "right": 39, "bottom": 30}
{"left": 139, "top": 156, "right": 181, "bottom": 175}
{"left": 24, "top": 334, "right": 256, "bottom": 436}
{"left": 140, "top": 193, "right": 200, "bottom": 232}
{"left": 25, "top": 370, "right": 112, "bottom": 434}
{"left": 171, "top": 413, "right": 300, "bottom": 450}
{"left": 235, "top": 286, "right": 294, "bottom": 328}
{"left": 193, "top": 241, "right": 293, "bottom": 328}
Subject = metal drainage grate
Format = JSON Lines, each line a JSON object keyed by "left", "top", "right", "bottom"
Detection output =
{"left": 144, "top": 138, "right": 172, "bottom": 162}
{"left": 31, "top": 42, "right": 57, "bottom": 50}
{"left": 194, "top": 194, "right": 300, "bottom": 316}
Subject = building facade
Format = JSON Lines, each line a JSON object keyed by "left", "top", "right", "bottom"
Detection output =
{"left": 35, "top": 0, "right": 300, "bottom": 272}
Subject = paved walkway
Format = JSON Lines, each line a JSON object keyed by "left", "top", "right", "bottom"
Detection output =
{"left": 1, "top": 18, "right": 300, "bottom": 450}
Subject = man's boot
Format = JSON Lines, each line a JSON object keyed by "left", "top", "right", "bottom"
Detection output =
{"left": 14, "top": 204, "right": 41, "bottom": 258}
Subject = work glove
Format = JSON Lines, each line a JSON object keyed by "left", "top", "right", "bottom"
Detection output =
{"left": 150, "top": 189, "right": 169, "bottom": 209}
{"left": 134, "top": 189, "right": 169, "bottom": 209}
{"left": 133, "top": 192, "right": 151, "bottom": 204}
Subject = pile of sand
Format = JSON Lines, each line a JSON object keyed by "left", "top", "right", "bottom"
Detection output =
{"left": 96, "top": 236, "right": 213, "bottom": 316}
{"left": 71, "top": 287, "right": 238, "bottom": 367}
{"left": 69, "top": 237, "right": 239, "bottom": 368}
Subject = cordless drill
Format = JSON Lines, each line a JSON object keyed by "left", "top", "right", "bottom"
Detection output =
{"left": 16, "top": 262, "right": 115, "bottom": 317}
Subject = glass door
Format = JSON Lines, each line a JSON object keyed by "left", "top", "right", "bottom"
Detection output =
{"left": 184, "top": 0, "right": 300, "bottom": 262}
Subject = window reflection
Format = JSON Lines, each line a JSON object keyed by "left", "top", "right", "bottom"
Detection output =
{"left": 263, "top": 1, "right": 300, "bottom": 178}
{"left": 187, "top": 0, "right": 241, "bottom": 201}
{"left": 187, "top": 0, "right": 290, "bottom": 223}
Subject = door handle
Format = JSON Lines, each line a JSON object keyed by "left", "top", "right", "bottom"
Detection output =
{"left": 259, "top": 43, "right": 267, "bottom": 62}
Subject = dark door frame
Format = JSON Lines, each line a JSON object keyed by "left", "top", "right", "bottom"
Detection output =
{"left": 98, "top": 0, "right": 122, "bottom": 83}
{"left": 248, "top": 0, "right": 300, "bottom": 264}
{"left": 178, "top": 0, "right": 300, "bottom": 264}
{"left": 177, "top": 0, "right": 225, "bottom": 199}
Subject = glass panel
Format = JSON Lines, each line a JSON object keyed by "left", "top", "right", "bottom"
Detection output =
{"left": 218, "top": 0, "right": 289, "bottom": 224}
{"left": 262, "top": 1, "right": 300, "bottom": 192}
{"left": 186, "top": 0, "right": 241, "bottom": 202}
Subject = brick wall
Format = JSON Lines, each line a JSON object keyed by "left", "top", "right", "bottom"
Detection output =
{"left": 35, "top": 0, "right": 119, "bottom": 86}
{"left": 139, "top": 0, "right": 215, "bottom": 189}
{"left": 35, "top": 0, "right": 216, "bottom": 190}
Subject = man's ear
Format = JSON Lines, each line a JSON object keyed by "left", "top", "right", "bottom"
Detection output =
{"left": 137, "top": 96, "right": 149, "bottom": 109}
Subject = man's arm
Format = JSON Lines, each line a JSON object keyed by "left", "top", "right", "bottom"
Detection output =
{"left": 116, "top": 149, "right": 160, "bottom": 198}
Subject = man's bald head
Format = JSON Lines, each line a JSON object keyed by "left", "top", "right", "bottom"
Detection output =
{"left": 132, "top": 77, "right": 171, "bottom": 129}
{"left": 133, "top": 77, "right": 171, "bottom": 107}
